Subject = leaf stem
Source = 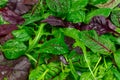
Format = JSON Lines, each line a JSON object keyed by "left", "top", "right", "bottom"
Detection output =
{"left": 38, "top": 69, "right": 49, "bottom": 80}
{"left": 93, "top": 57, "right": 102, "bottom": 72}
{"left": 26, "top": 23, "right": 46, "bottom": 53}
{"left": 77, "top": 41, "right": 96, "bottom": 79}
{"left": 25, "top": 23, "right": 46, "bottom": 62}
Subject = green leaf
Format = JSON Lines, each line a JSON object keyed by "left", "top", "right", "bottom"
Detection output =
{"left": 2, "top": 40, "right": 27, "bottom": 59}
{"left": 69, "top": 59, "right": 79, "bottom": 80}
{"left": 80, "top": 72, "right": 93, "bottom": 80}
{"left": 60, "top": 28, "right": 80, "bottom": 40}
{"left": 22, "top": 11, "right": 43, "bottom": 26}
{"left": 110, "top": 9, "right": 120, "bottom": 27}
{"left": 111, "top": 67, "right": 120, "bottom": 80}
{"left": 66, "top": 10, "right": 85, "bottom": 23}
{"left": 79, "top": 30, "right": 115, "bottom": 55}
{"left": 0, "top": 0, "right": 8, "bottom": 8}
{"left": 46, "top": 0, "right": 71, "bottom": 16}
{"left": 12, "top": 29, "right": 31, "bottom": 42}
{"left": 86, "top": 8, "right": 111, "bottom": 23}
{"left": 39, "top": 38, "right": 69, "bottom": 55}
{"left": 70, "top": 0, "right": 88, "bottom": 11}
{"left": 114, "top": 49, "right": 120, "bottom": 69}
{"left": 62, "top": 28, "right": 115, "bottom": 55}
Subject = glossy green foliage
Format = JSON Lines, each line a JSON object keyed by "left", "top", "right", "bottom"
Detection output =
{"left": 2, "top": 39, "right": 27, "bottom": 59}
{"left": 39, "top": 38, "right": 69, "bottom": 55}
{"left": 12, "top": 29, "right": 31, "bottom": 42}
{"left": 46, "top": 0, "right": 71, "bottom": 16}
{"left": 111, "top": 9, "right": 120, "bottom": 27}
{"left": 79, "top": 30, "right": 116, "bottom": 55}
{"left": 66, "top": 11, "right": 85, "bottom": 23}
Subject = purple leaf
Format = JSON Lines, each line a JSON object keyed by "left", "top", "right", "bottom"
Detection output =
{"left": 0, "top": 0, "right": 38, "bottom": 24}
{"left": 64, "top": 36, "right": 75, "bottom": 50}
{"left": 0, "top": 24, "right": 18, "bottom": 44}
{"left": 41, "top": 16, "right": 66, "bottom": 26}
{"left": 7, "top": 0, "right": 38, "bottom": 15}
{"left": 0, "top": 52, "right": 31, "bottom": 80}
{"left": 81, "top": 16, "right": 119, "bottom": 35}
{"left": 0, "top": 7, "right": 25, "bottom": 24}
{"left": 41, "top": 16, "right": 81, "bottom": 29}
{"left": 0, "top": 24, "right": 18, "bottom": 37}
{"left": 64, "top": 36, "right": 83, "bottom": 54}
{"left": 0, "top": 33, "right": 14, "bottom": 44}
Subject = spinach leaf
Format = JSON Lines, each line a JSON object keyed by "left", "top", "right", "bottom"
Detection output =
{"left": 66, "top": 10, "right": 85, "bottom": 23}
{"left": 0, "top": 0, "right": 8, "bottom": 8}
{"left": 114, "top": 49, "right": 120, "bottom": 69}
{"left": 111, "top": 9, "right": 120, "bottom": 27}
{"left": 2, "top": 39, "right": 27, "bottom": 59}
{"left": 46, "top": 0, "right": 71, "bottom": 16}
{"left": 39, "top": 38, "right": 69, "bottom": 55}
{"left": 70, "top": 0, "right": 88, "bottom": 11}
{"left": 12, "top": 29, "right": 31, "bottom": 42}
{"left": 79, "top": 30, "right": 115, "bottom": 55}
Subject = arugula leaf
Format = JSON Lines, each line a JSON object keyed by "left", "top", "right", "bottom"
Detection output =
{"left": 2, "top": 39, "right": 27, "bottom": 59}
{"left": 39, "top": 38, "right": 69, "bottom": 55}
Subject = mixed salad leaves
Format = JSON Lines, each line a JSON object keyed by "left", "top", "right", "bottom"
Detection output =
{"left": 0, "top": 0, "right": 120, "bottom": 80}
